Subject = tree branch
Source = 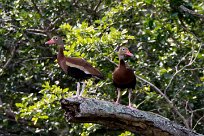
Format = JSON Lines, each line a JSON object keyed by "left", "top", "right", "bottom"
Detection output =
{"left": 179, "top": 5, "right": 204, "bottom": 21}
{"left": 191, "top": 108, "right": 204, "bottom": 113}
{"left": 94, "top": 0, "right": 102, "bottom": 12}
{"left": 135, "top": 75, "right": 191, "bottom": 129}
{"left": 60, "top": 98, "right": 203, "bottom": 136}
{"left": 0, "top": 45, "right": 17, "bottom": 76}
{"left": 193, "top": 115, "right": 204, "bottom": 130}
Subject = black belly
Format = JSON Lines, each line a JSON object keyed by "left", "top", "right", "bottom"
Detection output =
{"left": 67, "top": 66, "right": 92, "bottom": 81}
{"left": 113, "top": 78, "right": 136, "bottom": 89}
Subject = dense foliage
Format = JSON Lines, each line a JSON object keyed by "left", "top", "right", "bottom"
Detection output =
{"left": 1, "top": 0, "right": 204, "bottom": 135}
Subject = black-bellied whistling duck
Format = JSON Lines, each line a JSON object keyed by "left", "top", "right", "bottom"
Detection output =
{"left": 45, "top": 36, "right": 103, "bottom": 98}
{"left": 112, "top": 46, "right": 136, "bottom": 108}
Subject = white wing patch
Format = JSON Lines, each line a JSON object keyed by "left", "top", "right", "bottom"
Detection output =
{"left": 65, "top": 61, "right": 91, "bottom": 74}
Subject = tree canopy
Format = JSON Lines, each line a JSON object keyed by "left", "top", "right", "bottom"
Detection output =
{"left": 0, "top": 0, "right": 204, "bottom": 135}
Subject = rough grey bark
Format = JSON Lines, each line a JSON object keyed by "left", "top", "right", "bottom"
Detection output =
{"left": 60, "top": 97, "right": 204, "bottom": 136}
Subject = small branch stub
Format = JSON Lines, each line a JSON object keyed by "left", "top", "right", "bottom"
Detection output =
{"left": 60, "top": 98, "right": 203, "bottom": 136}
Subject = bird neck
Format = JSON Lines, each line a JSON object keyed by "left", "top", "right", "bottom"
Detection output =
{"left": 118, "top": 54, "right": 124, "bottom": 60}
{"left": 119, "top": 56, "right": 126, "bottom": 69}
{"left": 57, "top": 44, "right": 65, "bottom": 60}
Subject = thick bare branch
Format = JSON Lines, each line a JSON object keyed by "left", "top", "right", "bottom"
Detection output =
{"left": 60, "top": 98, "right": 203, "bottom": 136}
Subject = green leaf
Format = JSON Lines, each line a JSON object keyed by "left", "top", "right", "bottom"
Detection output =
{"left": 32, "top": 117, "right": 38, "bottom": 125}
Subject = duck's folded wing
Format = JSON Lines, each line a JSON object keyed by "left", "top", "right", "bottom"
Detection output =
{"left": 65, "top": 57, "right": 103, "bottom": 79}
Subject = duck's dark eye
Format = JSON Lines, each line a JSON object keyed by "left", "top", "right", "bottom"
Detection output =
{"left": 122, "top": 48, "right": 125, "bottom": 51}
{"left": 55, "top": 37, "right": 58, "bottom": 40}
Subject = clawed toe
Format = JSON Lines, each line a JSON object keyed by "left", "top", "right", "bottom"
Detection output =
{"left": 127, "top": 105, "right": 137, "bottom": 110}
{"left": 72, "top": 95, "right": 81, "bottom": 99}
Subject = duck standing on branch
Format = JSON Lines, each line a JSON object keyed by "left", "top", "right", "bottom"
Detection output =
{"left": 112, "top": 47, "right": 136, "bottom": 108}
{"left": 45, "top": 36, "right": 103, "bottom": 98}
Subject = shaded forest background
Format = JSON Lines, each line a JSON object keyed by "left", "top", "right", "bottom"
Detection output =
{"left": 0, "top": 0, "right": 204, "bottom": 135}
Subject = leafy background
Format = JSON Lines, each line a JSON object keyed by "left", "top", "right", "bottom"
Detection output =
{"left": 0, "top": 0, "right": 204, "bottom": 135}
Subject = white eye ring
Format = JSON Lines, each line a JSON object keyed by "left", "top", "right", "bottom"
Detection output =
{"left": 122, "top": 48, "right": 125, "bottom": 51}
{"left": 55, "top": 37, "right": 58, "bottom": 40}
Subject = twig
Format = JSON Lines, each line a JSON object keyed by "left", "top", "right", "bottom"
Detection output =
{"left": 179, "top": 5, "right": 204, "bottom": 21}
{"left": 94, "top": 0, "right": 102, "bottom": 12}
{"left": 2, "top": 107, "right": 42, "bottom": 128}
{"left": 164, "top": 22, "right": 203, "bottom": 93}
{"left": 1, "top": 46, "right": 16, "bottom": 70}
{"left": 185, "top": 100, "right": 189, "bottom": 115}
{"left": 15, "top": 57, "right": 54, "bottom": 65}
{"left": 26, "top": 31, "right": 47, "bottom": 37}
{"left": 135, "top": 75, "right": 190, "bottom": 128}
{"left": 190, "top": 108, "right": 204, "bottom": 113}
{"left": 180, "top": 19, "right": 202, "bottom": 42}
{"left": 164, "top": 16, "right": 204, "bottom": 92}
{"left": 185, "top": 68, "right": 204, "bottom": 71}
{"left": 136, "top": 75, "right": 170, "bottom": 103}
{"left": 47, "top": 12, "right": 70, "bottom": 30}
{"left": 104, "top": 56, "right": 118, "bottom": 66}
{"left": 95, "top": 45, "right": 118, "bottom": 66}
{"left": 164, "top": 49, "right": 194, "bottom": 93}
{"left": 26, "top": 28, "right": 45, "bottom": 33}
{"left": 190, "top": 112, "right": 193, "bottom": 129}
{"left": 172, "top": 84, "right": 186, "bottom": 102}
{"left": 193, "top": 115, "right": 204, "bottom": 130}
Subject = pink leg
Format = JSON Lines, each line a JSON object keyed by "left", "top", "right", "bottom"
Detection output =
{"left": 73, "top": 82, "right": 80, "bottom": 98}
{"left": 115, "top": 88, "right": 121, "bottom": 104}
{"left": 127, "top": 89, "right": 137, "bottom": 110}
{"left": 128, "top": 89, "right": 133, "bottom": 108}
{"left": 79, "top": 82, "right": 86, "bottom": 97}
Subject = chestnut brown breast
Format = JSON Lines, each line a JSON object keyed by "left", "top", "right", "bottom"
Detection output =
{"left": 113, "top": 60, "right": 136, "bottom": 89}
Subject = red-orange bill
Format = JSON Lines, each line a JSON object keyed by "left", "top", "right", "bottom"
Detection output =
{"left": 45, "top": 39, "right": 55, "bottom": 44}
{"left": 125, "top": 51, "right": 134, "bottom": 57}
